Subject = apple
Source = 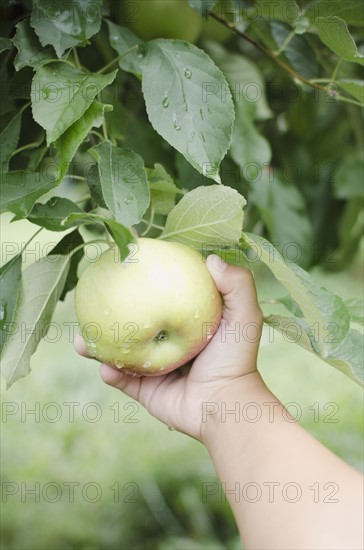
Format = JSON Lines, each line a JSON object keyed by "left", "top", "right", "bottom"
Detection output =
{"left": 74, "top": 238, "right": 222, "bottom": 376}
{"left": 114, "top": 0, "right": 202, "bottom": 42}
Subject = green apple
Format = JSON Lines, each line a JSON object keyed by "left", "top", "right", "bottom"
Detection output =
{"left": 114, "top": 0, "right": 202, "bottom": 42}
{"left": 75, "top": 238, "right": 222, "bottom": 376}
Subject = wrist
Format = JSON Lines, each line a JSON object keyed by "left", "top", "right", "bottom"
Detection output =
{"left": 200, "top": 370, "right": 269, "bottom": 448}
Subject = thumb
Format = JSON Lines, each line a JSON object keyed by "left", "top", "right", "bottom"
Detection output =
{"left": 192, "top": 255, "right": 263, "bottom": 375}
{"left": 206, "top": 255, "right": 263, "bottom": 329}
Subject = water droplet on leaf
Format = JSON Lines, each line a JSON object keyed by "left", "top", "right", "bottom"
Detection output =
{"left": 162, "top": 97, "right": 169, "bottom": 108}
{"left": 174, "top": 121, "right": 181, "bottom": 131}
{"left": 184, "top": 68, "right": 192, "bottom": 79}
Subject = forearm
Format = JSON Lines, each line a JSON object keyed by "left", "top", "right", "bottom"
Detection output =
{"left": 202, "top": 372, "right": 363, "bottom": 550}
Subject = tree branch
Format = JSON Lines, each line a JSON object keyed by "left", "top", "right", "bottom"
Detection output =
{"left": 210, "top": 12, "right": 327, "bottom": 93}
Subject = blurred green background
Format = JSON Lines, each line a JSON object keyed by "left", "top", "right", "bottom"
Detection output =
{"left": 1, "top": 215, "right": 363, "bottom": 550}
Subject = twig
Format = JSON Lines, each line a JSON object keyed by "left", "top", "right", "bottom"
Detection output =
{"left": 210, "top": 12, "right": 329, "bottom": 93}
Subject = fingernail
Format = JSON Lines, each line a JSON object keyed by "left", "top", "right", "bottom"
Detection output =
{"left": 208, "top": 254, "right": 227, "bottom": 272}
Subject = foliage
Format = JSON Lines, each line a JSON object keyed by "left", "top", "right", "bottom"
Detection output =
{"left": 0, "top": 0, "right": 363, "bottom": 387}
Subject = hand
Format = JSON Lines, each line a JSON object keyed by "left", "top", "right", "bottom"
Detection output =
{"left": 75, "top": 255, "right": 264, "bottom": 442}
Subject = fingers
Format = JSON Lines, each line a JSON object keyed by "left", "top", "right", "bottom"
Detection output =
{"left": 74, "top": 333, "right": 90, "bottom": 357}
{"left": 99, "top": 363, "right": 142, "bottom": 402}
{"left": 193, "top": 255, "right": 263, "bottom": 374}
{"left": 206, "top": 255, "right": 263, "bottom": 328}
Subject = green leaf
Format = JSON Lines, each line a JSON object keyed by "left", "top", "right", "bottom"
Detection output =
{"left": 304, "top": 0, "right": 364, "bottom": 27}
{"left": 161, "top": 185, "right": 246, "bottom": 248}
{"left": 265, "top": 315, "right": 363, "bottom": 385}
{"left": 230, "top": 104, "right": 272, "bottom": 170}
{"left": 202, "top": 41, "right": 272, "bottom": 121}
{"left": 54, "top": 101, "right": 109, "bottom": 183}
{"left": 86, "top": 164, "right": 107, "bottom": 208}
{"left": 276, "top": 295, "right": 304, "bottom": 318}
{"left": 142, "top": 39, "right": 235, "bottom": 183}
{"left": 30, "top": 0, "right": 103, "bottom": 58}
{"left": 334, "top": 157, "right": 364, "bottom": 199}
{"left": 31, "top": 63, "right": 117, "bottom": 144}
{"left": 247, "top": 171, "right": 314, "bottom": 268}
{"left": 270, "top": 20, "right": 319, "bottom": 79}
{"left": 0, "top": 171, "right": 57, "bottom": 217}
{"left": 90, "top": 142, "right": 150, "bottom": 226}
{"left": 344, "top": 299, "right": 364, "bottom": 325}
{"left": 49, "top": 229, "right": 84, "bottom": 300}
{"left": 0, "top": 254, "right": 70, "bottom": 387}
{"left": 265, "top": 314, "right": 319, "bottom": 355}
{"left": 314, "top": 17, "right": 364, "bottom": 66}
{"left": 13, "top": 19, "right": 55, "bottom": 71}
{"left": 103, "top": 219, "right": 136, "bottom": 260}
{"left": 241, "top": 233, "right": 351, "bottom": 356}
{"left": 101, "top": 83, "right": 126, "bottom": 142}
{"left": 148, "top": 163, "right": 183, "bottom": 215}
{"left": 0, "top": 255, "right": 22, "bottom": 357}
{"left": 0, "top": 37, "right": 12, "bottom": 54}
{"left": 26, "top": 145, "right": 48, "bottom": 171}
{"left": 336, "top": 80, "right": 364, "bottom": 105}
{"left": 325, "top": 329, "right": 363, "bottom": 385}
{"left": 26, "top": 197, "right": 84, "bottom": 231}
{"left": 61, "top": 212, "right": 136, "bottom": 261}
{"left": 0, "top": 110, "right": 22, "bottom": 172}
{"left": 106, "top": 20, "right": 144, "bottom": 77}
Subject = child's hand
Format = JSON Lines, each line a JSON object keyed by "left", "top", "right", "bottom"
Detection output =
{"left": 75, "top": 255, "right": 263, "bottom": 442}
